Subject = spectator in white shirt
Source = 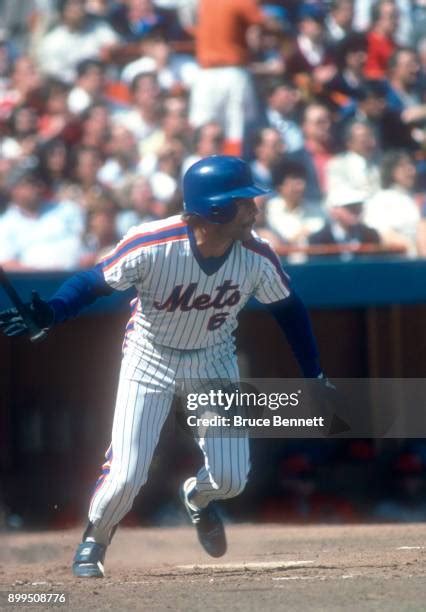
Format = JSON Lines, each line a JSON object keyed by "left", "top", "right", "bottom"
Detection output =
{"left": 36, "top": 0, "right": 120, "bottom": 83}
{"left": 98, "top": 124, "right": 141, "bottom": 192}
{"left": 326, "top": 119, "right": 381, "bottom": 198}
{"left": 121, "top": 27, "right": 199, "bottom": 94}
{"left": 309, "top": 187, "right": 381, "bottom": 258}
{"left": 265, "top": 159, "right": 325, "bottom": 252}
{"left": 0, "top": 162, "right": 85, "bottom": 270}
{"left": 365, "top": 150, "right": 426, "bottom": 256}
{"left": 111, "top": 71, "right": 163, "bottom": 154}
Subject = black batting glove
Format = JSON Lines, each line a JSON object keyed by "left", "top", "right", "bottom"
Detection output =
{"left": 310, "top": 374, "right": 350, "bottom": 435}
{"left": 0, "top": 291, "right": 54, "bottom": 338}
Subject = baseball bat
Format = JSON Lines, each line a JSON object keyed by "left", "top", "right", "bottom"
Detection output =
{"left": 0, "top": 267, "right": 48, "bottom": 342}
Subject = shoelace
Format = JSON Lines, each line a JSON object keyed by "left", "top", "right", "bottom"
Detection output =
{"left": 187, "top": 491, "right": 221, "bottom": 533}
{"left": 191, "top": 509, "right": 201, "bottom": 524}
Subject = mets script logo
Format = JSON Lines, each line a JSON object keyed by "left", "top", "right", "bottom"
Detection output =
{"left": 154, "top": 280, "right": 241, "bottom": 330}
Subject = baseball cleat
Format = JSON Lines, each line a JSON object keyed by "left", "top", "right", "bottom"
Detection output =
{"left": 180, "top": 478, "right": 227, "bottom": 558}
{"left": 72, "top": 541, "right": 106, "bottom": 578}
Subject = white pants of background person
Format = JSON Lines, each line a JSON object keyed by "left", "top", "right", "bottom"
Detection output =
{"left": 189, "top": 66, "right": 258, "bottom": 153}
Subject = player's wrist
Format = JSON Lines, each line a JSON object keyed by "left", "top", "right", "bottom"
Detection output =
{"left": 300, "top": 358, "right": 322, "bottom": 378}
{"left": 30, "top": 292, "right": 54, "bottom": 329}
{"left": 47, "top": 298, "right": 68, "bottom": 325}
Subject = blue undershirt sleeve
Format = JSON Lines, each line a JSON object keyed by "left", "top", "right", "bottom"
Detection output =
{"left": 265, "top": 290, "right": 322, "bottom": 378}
{"left": 47, "top": 264, "right": 115, "bottom": 323}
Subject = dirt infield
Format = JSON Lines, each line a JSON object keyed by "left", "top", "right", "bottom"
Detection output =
{"left": 1, "top": 524, "right": 426, "bottom": 611}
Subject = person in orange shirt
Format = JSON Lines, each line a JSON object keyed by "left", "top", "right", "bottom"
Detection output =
{"left": 189, "top": 0, "right": 281, "bottom": 155}
{"left": 364, "top": 0, "right": 399, "bottom": 79}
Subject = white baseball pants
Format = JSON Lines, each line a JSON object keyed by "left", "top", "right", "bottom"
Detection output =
{"left": 88, "top": 338, "right": 250, "bottom": 534}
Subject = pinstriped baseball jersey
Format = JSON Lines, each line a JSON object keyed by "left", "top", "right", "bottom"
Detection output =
{"left": 101, "top": 215, "right": 290, "bottom": 350}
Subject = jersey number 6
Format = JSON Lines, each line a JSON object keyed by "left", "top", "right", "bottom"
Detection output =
{"left": 207, "top": 312, "right": 230, "bottom": 331}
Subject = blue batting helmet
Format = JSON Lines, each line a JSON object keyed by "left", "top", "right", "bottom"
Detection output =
{"left": 183, "top": 155, "right": 270, "bottom": 224}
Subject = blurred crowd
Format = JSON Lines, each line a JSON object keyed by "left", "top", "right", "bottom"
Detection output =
{"left": 4, "top": 435, "right": 426, "bottom": 528}
{"left": 253, "top": 440, "right": 426, "bottom": 525}
{"left": 0, "top": 0, "right": 426, "bottom": 270}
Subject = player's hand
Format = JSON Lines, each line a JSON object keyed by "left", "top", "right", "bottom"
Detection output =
{"left": 0, "top": 291, "right": 54, "bottom": 338}
{"left": 306, "top": 374, "right": 349, "bottom": 436}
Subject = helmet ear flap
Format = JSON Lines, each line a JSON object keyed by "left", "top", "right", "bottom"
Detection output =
{"left": 208, "top": 201, "right": 238, "bottom": 223}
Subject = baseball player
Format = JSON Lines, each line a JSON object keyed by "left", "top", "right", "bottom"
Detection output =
{"left": 0, "top": 156, "right": 326, "bottom": 578}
